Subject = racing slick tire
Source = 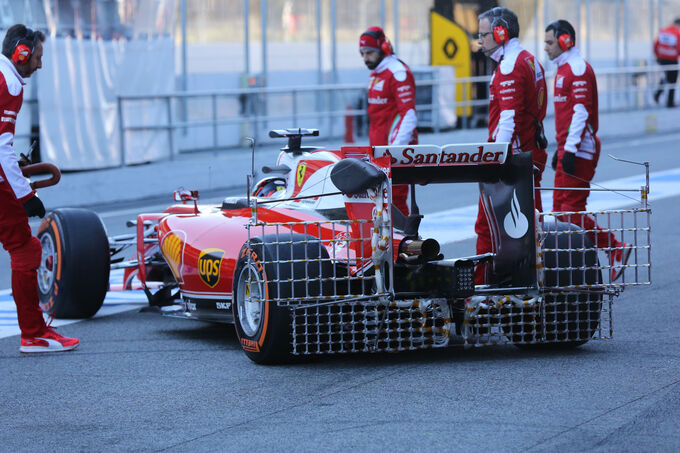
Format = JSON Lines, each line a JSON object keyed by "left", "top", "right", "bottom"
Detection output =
{"left": 37, "top": 208, "right": 110, "bottom": 318}
{"left": 507, "top": 220, "right": 603, "bottom": 348}
{"left": 232, "top": 233, "right": 332, "bottom": 364}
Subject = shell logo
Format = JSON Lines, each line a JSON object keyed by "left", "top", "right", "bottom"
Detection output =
{"left": 161, "top": 231, "right": 186, "bottom": 283}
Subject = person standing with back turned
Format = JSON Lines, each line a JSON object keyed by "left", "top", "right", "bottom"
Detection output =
{"left": 0, "top": 24, "right": 80, "bottom": 353}
{"left": 653, "top": 18, "right": 680, "bottom": 107}
{"left": 359, "top": 26, "right": 417, "bottom": 216}
{"left": 545, "top": 20, "right": 631, "bottom": 281}
{"left": 474, "top": 7, "right": 548, "bottom": 284}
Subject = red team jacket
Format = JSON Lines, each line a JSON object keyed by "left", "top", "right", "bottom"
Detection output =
{"left": 552, "top": 47, "right": 599, "bottom": 160}
{"left": 367, "top": 55, "right": 418, "bottom": 146}
{"left": 0, "top": 54, "right": 32, "bottom": 226}
{"left": 487, "top": 39, "right": 547, "bottom": 155}
{"left": 654, "top": 25, "right": 680, "bottom": 61}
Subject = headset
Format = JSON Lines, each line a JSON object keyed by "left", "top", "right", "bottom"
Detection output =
{"left": 548, "top": 21, "right": 575, "bottom": 51}
{"left": 492, "top": 16, "right": 509, "bottom": 44}
{"left": 11, "top": 27, "right": 35, "bottom": 65}
{"left": 361, "top": 28, "right": 393, "bottom": 56}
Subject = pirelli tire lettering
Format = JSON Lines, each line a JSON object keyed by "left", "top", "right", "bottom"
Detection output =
{"left": 36, "top": 208, "right": 110, "bottom": 318}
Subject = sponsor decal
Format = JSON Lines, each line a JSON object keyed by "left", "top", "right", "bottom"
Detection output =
{"left": 394, "top": 70, "right": 407, "bottom": 82}
{"left": 198, "top": 248, "right": 225, "bottom": 288}
{"left": 499, "top": 88, "right": 515, "bottom": 94}
{"left": 538, "top": 87, "right": 545, "bottom": 108}
{"left": 296, "top": 162, "right": 307, "bottom": 187}
{"left": 574, "top": 87, "right": 588, "bottom": 93}
{"left": 399, "top": 97, "right": 413, "bottom": 103}
{"left": 371, "top": 79, "right": 385, "bottom": 91}
{"left": 526, "top": 58, "right": 535, "bottom": 73}
{"left": 573, "top": 80, "right": 587, "bottom": 87}
{"left": 503, "top": 190, "right": 529, "bottom": 239}
{"left": 398, "top": 91, "right": 412, "bottom": 97}
{"left": 500, "top": 80, "right": 515, "bottom": 87}
{"left": 397, "top": 85, "right": 411, "bottom": 92}
{"left": 534, "top": 58, "right": 544, "bottom": 81}
{"left": 216, "top": 302, "right": 231, "bottom": 310}
{"left": 501, "top": 96, "right": 514, "bottom": 101}
{"left": 555, "top": 95, "right": 567, "bottom": 102}
{"left": 241, "top": 338, "right": 260, "bottom": 352}
{"left": 575, "top": 94, "right": 586, "bottom": 99}
{"left": 368, "top": 97, "right": 388, "bottom": 105}
{"left": 556, "top": 75, "right": 564, "bottom": 88}
{"left": 375, "top": 144, "right": 507, "bottom": 167}
{"left": 161, "top": 231, "right": 186, "bottom": 283}
{"left": 1, "top": 117, "right": 16, "bottom": 124}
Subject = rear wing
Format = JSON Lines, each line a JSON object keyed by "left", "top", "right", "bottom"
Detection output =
{"left": 373, "top": 143, "right": 510, "bottom": 185}
{"left": 371, "top": 143, "right": 537, "bottom": 288}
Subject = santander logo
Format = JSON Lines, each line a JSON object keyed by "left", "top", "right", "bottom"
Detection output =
{"left": 373, "top": 143, "right": 509, "bottom": 167}
{"left": 503, "top": 190, "right": 528, "bottom": 239}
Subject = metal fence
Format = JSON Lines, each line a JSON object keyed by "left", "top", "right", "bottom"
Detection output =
{"left": 117, "top": 63, "right": 678, "bottom": 166}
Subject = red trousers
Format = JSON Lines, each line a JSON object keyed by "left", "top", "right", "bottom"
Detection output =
{"left": 0, "top": 218, "right": 46, "bottom": 338}
{"left": 474, "top": 150, "right": 547, "bottom": 284}
{"left": 392, "top": 184, "right": 409, "bottom": 216}
{"left": 553, "top": 149, "right": 620, "bottom": 250}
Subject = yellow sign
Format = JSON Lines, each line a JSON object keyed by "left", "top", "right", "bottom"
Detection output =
{"left": 430, "top": 11, "right": 472, "bottom": 117}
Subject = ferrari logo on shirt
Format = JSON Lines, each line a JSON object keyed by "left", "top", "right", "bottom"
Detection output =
{"left": 369, "top": 78, "right": 384, "bottom": 91}
{"left": 296, "top": 163, "right": 307, "bottom": 187}
{"left": 556, "top": 75, "right": 564, "bottom": 88}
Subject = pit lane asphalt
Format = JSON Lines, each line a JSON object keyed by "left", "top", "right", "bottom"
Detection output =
{"left": 1, "top": 108, "right": 680, "bottom": 451}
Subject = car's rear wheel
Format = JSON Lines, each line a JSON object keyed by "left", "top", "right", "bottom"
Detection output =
{"left": 232, "top": 233, "right": 332, "bottom": 364}
{"left": 37, "top": 208, "right": 110, "bottom": 318}
{"left": 507, "top": 219, "right": 603, "bottom": 348}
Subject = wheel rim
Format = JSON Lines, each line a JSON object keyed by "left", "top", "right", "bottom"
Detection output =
{"left": 236, "top": 264, "right": 264, "bottom": 337}
{"left": 38, "top": 234, "right": 56, "bottom": 294}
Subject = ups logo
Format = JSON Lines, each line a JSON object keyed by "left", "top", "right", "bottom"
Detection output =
{"left": 198, "top": 248, "right": 225, "bottom": 288}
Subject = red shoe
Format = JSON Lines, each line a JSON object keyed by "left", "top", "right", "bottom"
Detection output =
{"left": 610, "top": 243, "right": 632, "bottom": 282}
{"left": 20, "top": 326, "right": 80, "bottom": 353}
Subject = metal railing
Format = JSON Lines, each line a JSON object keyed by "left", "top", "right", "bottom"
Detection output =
{"left": 116, "top": 64, "right": 679, "bottom": 166}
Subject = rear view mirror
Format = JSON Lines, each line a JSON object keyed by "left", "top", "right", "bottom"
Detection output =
{"left": 173, "top": 189, "right": 199, "bottom": 202}
{"left": 330, "top": 158, "right": 387, "bottom": 194}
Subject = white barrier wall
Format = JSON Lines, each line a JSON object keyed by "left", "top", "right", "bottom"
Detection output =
{"left": 37, "top": 37, "right": 174, "bottom": 170}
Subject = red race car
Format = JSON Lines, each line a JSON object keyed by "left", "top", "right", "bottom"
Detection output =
{"left": 35, "top": 128, "right": 652, "bottom": 363}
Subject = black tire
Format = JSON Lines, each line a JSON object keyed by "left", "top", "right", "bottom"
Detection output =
{"left": 232, "top": 233, "right": 332, "bottom": 364}
{"left": 37, "top": 208, "right": 110, "bottom": 318}
{"left": 508, "top": 220, "right": 603, "bottom": 348}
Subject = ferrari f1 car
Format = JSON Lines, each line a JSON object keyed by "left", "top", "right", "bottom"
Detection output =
{"left": 35, "top": 128, "right": 652, "bottom": 363}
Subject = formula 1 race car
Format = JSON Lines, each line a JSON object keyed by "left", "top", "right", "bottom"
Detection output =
{"left": 35, "top": 128, "right": 652, "bottom": 363}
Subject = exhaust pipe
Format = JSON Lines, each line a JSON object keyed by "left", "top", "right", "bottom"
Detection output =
{"left": 399, "top": 238, "right": 441, "bottom": 263}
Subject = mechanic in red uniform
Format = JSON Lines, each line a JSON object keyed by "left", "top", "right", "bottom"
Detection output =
{"left": 0, "top": 24, "right": 79, "bottom": 353}
{"left": 474, "top": 7, "right": 548, "bottom": 283}
{"left": 359, "top": 26, "right": 417, "bottom": 216}
{"left": 653, "top": 18, "right": 680, "bottom": 107}
{"left": 545, "top": 20, "right": 631, "bottom": 282}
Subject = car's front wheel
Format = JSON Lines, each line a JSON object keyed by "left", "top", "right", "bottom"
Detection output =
{"left": 37, "top": 208, "right": 110, "bottom": 318}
